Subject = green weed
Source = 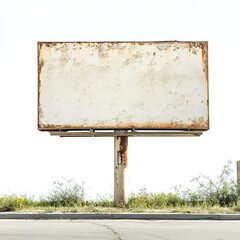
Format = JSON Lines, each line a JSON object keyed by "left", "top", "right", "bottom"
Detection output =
{"left": 0, "top": 195, "right": 35, "bottom": 211}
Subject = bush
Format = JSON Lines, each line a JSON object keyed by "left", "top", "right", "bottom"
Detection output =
{"left": 166, "top": 193, "right": 183, "bottom": 207}
{"left": 93, "top": 194, "right": 114, "bottom": 207}
{"left": 46, "top": 178, "right": 86, "bottom": 207}
{"left": 150, "top": 193, "right": 167, "bottom": 208}
{"left": 174, "top": 160, "right": 238, "bottom": 207}
{"left": 232, "top": 201, "right": 240, "bottom": 212}
{"left": 0, "top": 195, "right": 35, "bottom": 212}
{"left": 127, "top": 187, "right": 183, "bottom": 209}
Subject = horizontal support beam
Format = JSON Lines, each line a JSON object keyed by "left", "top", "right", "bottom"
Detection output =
{"left": 49, "top": 130, "right": 202, "bottom": 137}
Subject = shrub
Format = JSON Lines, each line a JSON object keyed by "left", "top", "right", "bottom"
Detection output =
{"left": 166, "top": 193, "right": 183, "bottom": 207}
{"left": 232, "top": 201, "right": 240, "bottom": 212}
{"left": 127, "top": 187, "right": 151, "bottom": 209}
{"left": 94, "top": 194, "right": 114, "bottom": 207}
{"left": 173, "top": 160, "right": 238, "bottom": 207}
{"left": 46, "top": 178, "right": 86, "bottom": 207}
{"left": 191, "top": 160, "right": 238, "bottom": 207}
{"left": 0, "top": 195, "right": 35, "bottom": 212}
{"left": 150, "top": 193, "right": 167, "bottom": 208}
{"left": 127, "top": 187, "right": 183, "bottom": 209}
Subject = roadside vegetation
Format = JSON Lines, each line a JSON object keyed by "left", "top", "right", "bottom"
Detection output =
{"left": 1, "top": 161, "right": 240, "bottom": 213}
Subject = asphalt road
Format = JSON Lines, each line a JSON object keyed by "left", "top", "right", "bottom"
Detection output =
{"left": 0, "top": 220, "right": 240, "bottom": 240}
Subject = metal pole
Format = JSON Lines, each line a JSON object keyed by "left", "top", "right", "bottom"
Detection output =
{"left": 114, "top": 135, "right": 128, "bottom": 206}
{"left": 237, "top": 161, "right": 240, "bottom": 195}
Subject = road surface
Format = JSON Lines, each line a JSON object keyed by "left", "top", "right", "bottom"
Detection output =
{"left": 0, "top": 220, "right": 240, "bottom": 240}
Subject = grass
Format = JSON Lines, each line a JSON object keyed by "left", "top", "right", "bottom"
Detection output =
{"left": 4, "top": 205, "right": 240, "bottom": 214}
{"left": 1, "top": 194, "right": 240, "bottom": 214}
{"left": 1, "top": 161, "right": 239, "bottom": 214}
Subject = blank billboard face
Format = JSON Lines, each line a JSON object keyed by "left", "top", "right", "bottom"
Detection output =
{"left": 38, "top": 42, "right": 209, "bottom": 131}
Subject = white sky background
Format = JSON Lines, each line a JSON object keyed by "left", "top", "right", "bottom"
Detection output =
{"left": 0, "top": 0, "right": 240, "bottom": 200}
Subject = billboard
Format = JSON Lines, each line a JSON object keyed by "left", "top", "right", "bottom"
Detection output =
{"left": 38, "top": 41, "right": 209, "bottom": 132}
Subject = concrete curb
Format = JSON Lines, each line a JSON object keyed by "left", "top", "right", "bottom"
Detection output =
{"left": 1, "top": 213, "right": 240, "bottom": 220}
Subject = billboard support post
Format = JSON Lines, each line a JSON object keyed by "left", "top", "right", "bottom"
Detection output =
{"left": 114, "top": 134, "right": 128, "bottom": 206}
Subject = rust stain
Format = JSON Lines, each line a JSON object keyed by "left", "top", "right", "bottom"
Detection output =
{"left": 38, "top": 43, "right": 45, "bottom": 78}
{"left": 199, "top": 42, "right": 209, "bottom": 123}
{"left": 97, "top": 43, "right": 109, "bottom": 58}
{"left": 40, "top": 42, "right": 59, "bottom": 48}
{"left": 38, "top": 59, "right": 44, "bottom": 76}
{"left": 38, "top": 43, "right": 45, "bottom": 131}
{"left": 38, "top": 123, "right": 77, "bottom": 131}
{"left": 189, "top": 117, "right": 209, "bottom": 129}
{"left": 119, "top": 136, "right": 128, "bottom": 168}
{"left": 201, "top": 42, "right": 208, "bottom": 87}
{"left": 38, "top": 118, "right": 209, "bottom": 131}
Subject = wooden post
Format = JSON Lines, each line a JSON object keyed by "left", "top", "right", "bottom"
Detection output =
{"left": 114, "top": 135, "right": 128, "bottom": 207}
{"left": 237, "top": 161, "right": 240, "bottom": 195}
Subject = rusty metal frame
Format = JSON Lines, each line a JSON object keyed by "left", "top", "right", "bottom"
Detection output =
{"left": 49, "top": 129, "right": 202, "bottom": 137}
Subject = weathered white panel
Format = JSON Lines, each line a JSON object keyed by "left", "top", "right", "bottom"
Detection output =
{"left": 38, "top": 42, "right": 208, "bottom": 130}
